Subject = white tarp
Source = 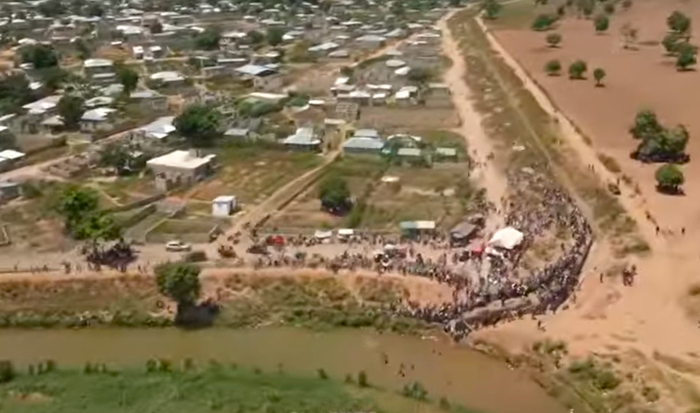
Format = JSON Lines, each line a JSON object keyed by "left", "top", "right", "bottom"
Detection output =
{"left": 337, "top": 228, "right": 354, "bottom": 237}
{"left": 488, "top": 227, "right": 524, "bottom": 250}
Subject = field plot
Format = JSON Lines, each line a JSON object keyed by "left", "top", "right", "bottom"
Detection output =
{"left": 361, "top": 163, "right": 475, "bottom": 230}
{"left": 489, "top": 0, "right": 700, "bottom": 229}
{"left": 266, "top": 156, "right": 388, "bottom": 230}
{"left": 185, "top": 145, "right": 322, "bottom": 208}
{"left": 268, "top": 147, "right": 477, "bottom": 232}
{"left": 95, "top": 176, "right": 161, "bottom": 206}
{"left": 359, "top": 107, "right": 460, "bottom": 132}
{"left": 146, "top": 216, "right": 228, "bottom": 244}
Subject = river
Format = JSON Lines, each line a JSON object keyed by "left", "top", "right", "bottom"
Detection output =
{"left": 0, "top": 327, "right": 565, "bottom": 413}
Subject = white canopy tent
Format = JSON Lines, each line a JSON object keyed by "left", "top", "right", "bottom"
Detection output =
{"left": 488, "top": 227, "right": 524, "bottom": 250}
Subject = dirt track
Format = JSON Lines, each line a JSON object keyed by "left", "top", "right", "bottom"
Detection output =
{"left": 439, "top": 11, "right": 508, "bottom": 230}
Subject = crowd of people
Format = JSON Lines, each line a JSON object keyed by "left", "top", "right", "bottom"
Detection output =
{"left": 397, "top": 170, "right": 593, "bottom": 340}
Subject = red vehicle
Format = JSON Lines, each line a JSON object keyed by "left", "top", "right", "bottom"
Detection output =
{"left": 265, "top": 235, "right": 285, "bottom": 247}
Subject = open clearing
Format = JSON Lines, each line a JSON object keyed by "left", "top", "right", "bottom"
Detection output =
{"left": 184, "top": 146, "right": 322, "bottom": 208}
{"left": 490, "top": 0, "right": 700, "bottom": 232}
{"left": 267, "top": 130, "right": 475, "bottom": 231}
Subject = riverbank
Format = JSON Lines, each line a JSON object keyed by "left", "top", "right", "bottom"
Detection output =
{"left": 0, "top": 359, "right": 478, "bottom": 413}
{"left": 0, "top": 269, "right": 434, "bottom": 333}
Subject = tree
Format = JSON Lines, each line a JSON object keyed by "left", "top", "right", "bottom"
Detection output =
{"left": 481, "top": 0, "right": 502, "bottom": 20}
{"left": 0, "top": 73, "right": 34, "bottom": 114}
{"left": 629, "top": 110, "right": 664, "bottom": 142}
{"left": 20, "top": 44, "right": 59, "bottom": 69}
{"left": 318, "top": 175, "right": 352, "bottom": 215}
{"left": 39, "top": 67, "right": 69, "bottom": 91}
{"left": 590, "top": 67, "right": 607, "bottom": 86}
{"left": 676, "top": 44, "right": 697, "bottom": 71}
{"left": 667, "top": 11, "right": 691, "bottom": 37}
{"left": 155, "top": 262, "right": 201, "bottom": 306}
{"left": 0, "top": 361, "right": 15, "bottom": 383}
{"left": 74, "top": 213, "right": 121, "bottom": 240}
{"left": 117, "top": 66, "right": 139, "bottom": 95}
{"left": 568, "top": 60, "right": 588, "bottom": 79}
{"left": 545, "top": 59, "right": 562, "bottom": 75}
{"left": 194, "top": 27, "right": 221, "bottom": 50}
{"left": 532, "top": 14, "right": 557, "bottom": 31}
{"left": 246, "top": 30, "right": 264, "bottom": 45}
{"left": 85, "top": 2, "right": 104, "bottom": 17}
{"left": 546, "top": 32, "right": 562, "bottom": 47}
{"left": 173, "top": 104, "right": 221, "bottom": 146}
{"left": 621, "top": 0, "right": 632, "bottom": 10}
{"left": 266, "top": 27, "right": 285, "bottom": 46}
{"left": 655, "top": 164, "right": 684, "bottom": 194}
{"left": 594, "top": 14, "right": 609, "bottom": 33}
{"left": 407, "top": 67, "right": 433, "bottom": 84}
{"left": 662, "top": 33, "right": 683, "bottom": 55}
{"left": 37, "top": 0, "right": 65, "bottom": 17}
{"left": 593, "top": 68, "right": 606, "bottom": 86}
{"left": 55, "top": 186, "right": 107, "bottom": 238}
{"left": 629, "top": 110, "right": 689, "bottom": 162}
{"left": 99, "top": 143, "right": 144, "bottom": 175}
{"left": 57, "top": 95, "right": 85, "bottom": 129}
{"left": 150, "top": 20, "right": 163, "bottom": 34}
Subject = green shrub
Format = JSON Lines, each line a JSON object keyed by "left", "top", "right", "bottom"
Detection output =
{"left": 0, "top": 360, "right": 16, "bottom": 383}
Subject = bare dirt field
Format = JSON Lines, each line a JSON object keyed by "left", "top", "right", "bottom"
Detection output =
{"left": 184, "top": 146, "right": 322, "bottom": 208}
{"left": 490, "top": 0, "right": 700, "bottom": 233}
{"left": 359, "top": 107, "right": 460, "bottom": 132}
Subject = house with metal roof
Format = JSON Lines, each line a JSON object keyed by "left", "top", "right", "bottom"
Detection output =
{"left": 80, "top": 108, "right": 117, "bottom": 132}
{"left": 342, "top": 136, "right": 384, "bottom": 155}
{"left": 282, "top": 127, "right": 321, "bottom": 151}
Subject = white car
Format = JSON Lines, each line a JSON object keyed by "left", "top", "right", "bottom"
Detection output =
{"left": 165, "top": 241, "right": 191, "bottom": 252}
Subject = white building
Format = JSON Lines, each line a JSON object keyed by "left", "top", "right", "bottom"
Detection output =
{"left": 147, "top": 149, "right": 216, "bottom": 184}
{"left": 212, "top": 195, "right": 237, "bottom": 217}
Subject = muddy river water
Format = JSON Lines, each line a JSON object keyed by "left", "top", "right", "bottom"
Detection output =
{"left": 0, "top": 327, "right": 565, "bottom": 413}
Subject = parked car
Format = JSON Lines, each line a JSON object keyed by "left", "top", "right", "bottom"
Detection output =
{"left": 165, "top": 240, "right": 191, "bottom": 252}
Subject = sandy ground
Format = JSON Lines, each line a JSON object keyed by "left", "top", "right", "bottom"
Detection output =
{"left": 439, "top": 10, "right": 508, "bottom": 233}
{"left": 463, "top": 2, "right": 700, "bottom": 409}
{"left": 492, "top": 0, "right": 700, "bottom": 235}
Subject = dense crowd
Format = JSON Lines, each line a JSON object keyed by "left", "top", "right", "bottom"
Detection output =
{"left": 398, "top": 171, "right": 593, "bottom": 340}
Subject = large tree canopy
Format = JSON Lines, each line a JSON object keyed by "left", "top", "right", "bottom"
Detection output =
{"left": 57, "top": 94, "right": 85, "bottom": 130}
{"left": 194, "top": 27, "right": 221, "bottom": 50}
{"left": 0, "top": 74, "right": 34, "bottom": 115}
{"left": 55, "top": 186, "right": 121, "bottom": 240}
{"left": 20, "top": 44, "right": 59, "bottom": 69}
{"left": 116, "top": 65, "right": 139, "bottom": 95}
{"left": 629, "top": 110, "right": 689, "bottom": 162}
{"left": 667, "top": 11, "right": 691, "bottom": 36}
{"left": 155, "top": 262, "right": 201, "bottom": 306}
{"left": 319, "top": 175, "right": 352, "bottom": 215}
{"left": 174, "top": 104, "right": 221, "bottom": 146}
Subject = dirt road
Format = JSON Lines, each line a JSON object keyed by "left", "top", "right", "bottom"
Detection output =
{"left": 438, "top": 11, "right": 508, "bottom": 228}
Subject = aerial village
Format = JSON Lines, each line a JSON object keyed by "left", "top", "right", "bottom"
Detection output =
{"left": 0, "top": 0, "right": 479, "bottom": 264}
